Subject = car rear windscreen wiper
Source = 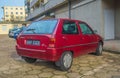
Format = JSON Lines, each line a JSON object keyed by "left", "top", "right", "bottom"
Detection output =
{"left": 26, "top": 29, "right": 36, "bottom": 34}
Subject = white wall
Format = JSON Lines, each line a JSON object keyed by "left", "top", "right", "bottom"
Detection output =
{"left": 71, "top": 0, "right": 104, "bottom": 37}
{"left": 55, "top": 5, "right": 69, "bottom": 18}
{"left": 55, "top": 0, "right": 104, "bottom": 37}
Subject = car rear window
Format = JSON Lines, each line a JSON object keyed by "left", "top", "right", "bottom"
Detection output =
{"left": 23, "top": 20, "right": 58, "bottom": 34}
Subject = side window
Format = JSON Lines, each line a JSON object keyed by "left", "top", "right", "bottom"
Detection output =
{"left": 62, "top": 21, "right": 78, "bottom": 34}
{"left": 79, "top": 23, "right": 93, "bottom": 34}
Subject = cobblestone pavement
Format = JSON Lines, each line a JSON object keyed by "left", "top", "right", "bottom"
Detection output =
{"left": 0, "top": 35, "right": 120, "bottom": 78}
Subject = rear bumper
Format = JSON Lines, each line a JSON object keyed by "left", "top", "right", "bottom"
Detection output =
{"left": 16, "top": 45, "right": 61, "bottom": 62}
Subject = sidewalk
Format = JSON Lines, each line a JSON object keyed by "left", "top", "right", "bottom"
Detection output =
{"left": 103, "top": 40, "right": 120, "bottom": 54}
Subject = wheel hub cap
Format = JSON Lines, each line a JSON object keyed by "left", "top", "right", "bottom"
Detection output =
{"left": 63, "top": 53, "right": 72, "bottom": 68}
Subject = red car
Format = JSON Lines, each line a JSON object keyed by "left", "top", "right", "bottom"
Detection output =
{"left": 16, "top": 18, "right": 103, "bottom": 71}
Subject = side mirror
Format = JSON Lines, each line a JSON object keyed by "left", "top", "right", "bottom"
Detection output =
{"left": 94, "top": 30, "right": 98, "bottom": 34}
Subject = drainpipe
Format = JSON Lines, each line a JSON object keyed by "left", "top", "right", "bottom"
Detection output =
{"left": 68, "top": 0, "right": 71, "bottom": 19}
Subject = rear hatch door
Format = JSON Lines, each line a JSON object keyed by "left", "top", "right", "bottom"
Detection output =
{"left": 18, "top": 34, "right": 51, "bottom": 51}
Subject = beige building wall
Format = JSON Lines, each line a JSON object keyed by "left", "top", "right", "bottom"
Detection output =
{"left": 3, "top": 6, "right": 25, "bottom": 22}
{"left": 0, "top": 24, "right": 22, "bottom": 34}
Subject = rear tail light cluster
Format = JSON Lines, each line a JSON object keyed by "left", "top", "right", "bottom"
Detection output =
{"left": 48, "top": 38, "right": 56, "bottom": 48}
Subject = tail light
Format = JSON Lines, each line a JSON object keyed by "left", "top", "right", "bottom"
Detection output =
{"left": 48, "top": 38, "right": 56, "bottom": 48}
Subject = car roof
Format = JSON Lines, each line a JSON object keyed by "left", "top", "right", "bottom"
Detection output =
{"left": 58, "top": 18, "right": 83, "bottom": 22}
{"left": 33, "top": 18, "right": 83, "bottom": 23}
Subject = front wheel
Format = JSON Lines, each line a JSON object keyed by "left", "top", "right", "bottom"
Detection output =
{"left": 95, "top": 42, "right": 103, "bottom": 56}
{"left": 56, "top": 52, "right": 73, "bottom": 71}
{"left": 22, "top": 57, "right": 37, "bottom": 63}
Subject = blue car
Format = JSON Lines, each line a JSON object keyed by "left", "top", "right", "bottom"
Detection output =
{"left": 8, "top": 28, "right": 19, "bottom": 38}
{"left": 9, "top": 26, "right": 26, "bottom": 39}
{"left": 13, "top": 28, "right": 23, "bottom": 39}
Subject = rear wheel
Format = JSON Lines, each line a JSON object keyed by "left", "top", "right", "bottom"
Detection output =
{"left": 22, "top": 57, "right": 37, "bottom": 63}
{"left": 95, "top": 42, "right": 103, "bottom": 56}
{"left": 55, "top": 52, "right": 73, "bottom": 71}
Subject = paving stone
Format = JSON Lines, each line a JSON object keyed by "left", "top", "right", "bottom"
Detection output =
{"left": 107, "top": 59, "right": 114, "bottom": 63}
{"left": 83, "top": 71, "right": 94, "bottom": 76}
{"left": 0, "top": 74, "right": 9, "bottom": 78}
{"left": 52, "top": 75, "right": 67, "bottom": 78}
{"left": 0, "top": 65, "right": 10, "bottom": 71}
{"left": 18, "top": 67, "right": 32, "bottom": 72}
{"left": 38, "top": 72, "right": 53, "bottom": 78}
{"left": 94, "top": 72, "right": 112, "bottom": 78}
{"left": 3, "top": 70, "right": 18, "bottom": 75}
{"left": 70, "top": 68, "right": 81, "bottom": 73}
{"left": 113, "top": 65, "right": 120, "bottom": 69}
{"left": 78, "top": 60, "right": 89, "bottom": 64}
{"left": 82, "top": 75, "right": 97, "bottom": 78}
{"left": 53, "top": 71, "right": 67, "bottom": 75}
{"left": 108, "top": 72, "right": 120, "bottom": 76}
{"left": 10, "top": 65, "right": 22, "bottom": 69}
{"left": 79, "top": 70, "right": 89, "bottom": 75}
{"left": 23, "top": 75, "right": 39, "bottom": 78}
{"left": 73, "top": 60, "right": 80, "bottom": 64}
{"left": 104, "top": 67, "right": 118, "bottom": 72}
{"left": 80, "top": 67, "right": 92, "bottom": 71}
{"left": 31, "top": 66, "right": 46, "bottom": 70}
{"left": 70, "top": 65, "right": 81, "bottom": 72}
{"left": 66, "top": 72, "right": 81, "bottom": 78}
{"left": 10, "top": 75, "right": 24, "bottom": 78}
{"left": 42, "top": 68, "right": 56, "bottom": 72}
{"left": 27, "top": 70, "right": 41, "bottom": 75}
{"left": 79, "top": 63, "right": 90, "bottom": 67}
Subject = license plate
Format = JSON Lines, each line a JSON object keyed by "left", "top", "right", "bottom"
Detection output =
{"left": 26, "top": 40, "right": 40, "bottom": 46}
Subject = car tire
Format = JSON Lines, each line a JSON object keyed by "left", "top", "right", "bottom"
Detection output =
{"left": 95, "top": 42, "right": 103, "bottom": 56}
{"left": 57, "top": 52, "right": 73, "bottom": 71}
{"left": 23, "top": 57, "right": 37, "bottom": 63}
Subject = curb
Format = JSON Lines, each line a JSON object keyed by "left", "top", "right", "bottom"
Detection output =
{"left": 103, "top": 49, "right": 120, "bottom": 54}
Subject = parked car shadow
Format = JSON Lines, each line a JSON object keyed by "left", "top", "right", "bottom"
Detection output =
{"left": 11, "top": 52, "right": 59, "bottom": 70}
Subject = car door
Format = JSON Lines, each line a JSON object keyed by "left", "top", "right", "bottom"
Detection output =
{"left": 61, "top": 20, "right": 84, "bottom": 57}
{"left": 79, "top": 22, "right": 98, "bottom": 53}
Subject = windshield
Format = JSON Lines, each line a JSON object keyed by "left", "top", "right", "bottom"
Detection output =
{"left": 23, "top": 20, "right": 58, "bottom": 34}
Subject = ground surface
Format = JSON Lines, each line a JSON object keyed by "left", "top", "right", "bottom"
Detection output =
{"left": 0, "top": 35, "right": 120, "bottom": 78}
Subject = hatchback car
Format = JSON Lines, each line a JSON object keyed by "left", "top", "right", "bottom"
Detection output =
{"left": 16, "top": 18, "right": 103, "bottom": 71}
